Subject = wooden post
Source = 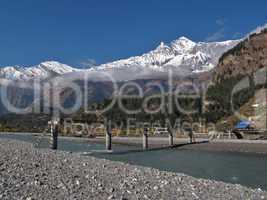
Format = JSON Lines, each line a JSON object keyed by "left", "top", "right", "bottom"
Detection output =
{"left": 106, "top": 126, "right": 112, "bottom": 151}
{"left": 143, "top": 128, "right": 148, "bottom": 150}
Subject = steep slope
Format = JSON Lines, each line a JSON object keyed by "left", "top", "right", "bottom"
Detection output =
{"left": 215, "top": 30, "right": 267, "bottom": 82}
{"left": 206, "top": 28, "right": 267, "bottom": 123}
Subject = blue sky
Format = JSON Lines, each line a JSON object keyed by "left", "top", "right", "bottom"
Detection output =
{"left": 0, "top": 0, "right": 266, "bottom": 68}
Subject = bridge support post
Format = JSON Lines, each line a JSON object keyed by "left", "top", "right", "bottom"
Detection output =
{"left": 168, "top": 127, "right": 174, "bottom": 146}
{"left": 106, "top": 127, "right": 112, "bottom": 151}
{"left": 169, "top": 133, "right": 174, "bottom": 146}
{"left": 228, "top": 130, "right": 232, "bottom": 139}
{"left": 143, "top": 128, "right": 148, "bottom": 150}
{"left": 49, "top": 119, "right": 59, "bottom": 150}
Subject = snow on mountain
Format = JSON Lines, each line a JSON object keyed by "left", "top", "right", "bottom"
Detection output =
{"left": 0, "top": 61, "right": 79, "bottom": 81}
{"left": 94, "top": 36, "right": 240, "bottom": 75}
{"left": 0, "top": 37, "right": 240, "bottom": 81}
{"left": 171, "top": 36, "right": 196, "bottom": 54}
{"left": 24, "top": 61, "right": 79, "bottom": 78}
{"left": 0, "top": 66, "right": 25, "bottom": 80}
{"left": 96, "top": 41, "right": 176, "bottom": 70}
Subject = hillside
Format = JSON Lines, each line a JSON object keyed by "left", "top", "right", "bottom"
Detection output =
{"left": 221, "top": 89, "right": 267, "bottom": 130}
{"left": 206, "top": 28, "right": 267, "bottom": 123}
{"left": 215, "top": 29, "right": 267, "bottom": 82}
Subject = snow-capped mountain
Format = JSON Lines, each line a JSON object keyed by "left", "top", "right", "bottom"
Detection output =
{"left": 95, "top": 37, "right": 240, "bottom": 74}
{"left": 0, "top": 61, "right": 79, "bottom": 81}
{"left": 0, "top": 37, "right": 240, "bottom": 81}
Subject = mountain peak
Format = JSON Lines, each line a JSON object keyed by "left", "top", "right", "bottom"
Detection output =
{"left": 171, "top": 36, "right": 196, "bottom": 54}
{"left": 155, "top": 42, "right": 169, "bottom": 50}
{"left": 39, "top": 60, "right": 62, "bottom": 65}
{"left": 178, "top": 36, "right": 192, "bottom": 41}
{"left": 33, "top": 61, "right": 79, "bottom": 75}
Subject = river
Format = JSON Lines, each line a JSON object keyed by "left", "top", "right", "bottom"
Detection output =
{"left": 0, "top": 133, "right": 267, "bottom": 190}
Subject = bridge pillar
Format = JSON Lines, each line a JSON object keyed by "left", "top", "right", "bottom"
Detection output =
{"left": 49, "top": 120, "right": 59, "bottom": 150}
{"left": 106, "top": 127, "right": 112, "bottom": 151}
{"left": 169, "top": 133, "right": 174, "bottom": 146}
{"left": 143, "top": 128, "right": 148, "bottom": 150}
{"left": 168, "top": 128, "right": 174, "bottom": 146}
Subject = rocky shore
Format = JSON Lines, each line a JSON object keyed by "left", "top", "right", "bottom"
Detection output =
{"left": 0, "top": 139, "right": 266, "bottom": 200}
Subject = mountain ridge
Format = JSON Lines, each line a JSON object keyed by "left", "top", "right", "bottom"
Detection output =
{"left": 0, "top": 61, "right": 79, "bottom": 81}
{"left": 94, "top": 37, "right": 240, "bottom": 75}
{"left": 0, "top": 37, "right": 239, "bottom": 81}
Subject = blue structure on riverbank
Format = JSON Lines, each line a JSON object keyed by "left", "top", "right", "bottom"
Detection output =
{"left": 234, "top": 120, "right": 251, "bottom": 129}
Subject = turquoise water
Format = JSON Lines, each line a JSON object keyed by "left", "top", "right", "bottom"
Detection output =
{"left": 1, "top": 133, "right": 267, "bottom": 190}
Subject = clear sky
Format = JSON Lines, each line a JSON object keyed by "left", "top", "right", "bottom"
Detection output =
{"left": 0, "top": 0, "right": 266, "bottom": 67}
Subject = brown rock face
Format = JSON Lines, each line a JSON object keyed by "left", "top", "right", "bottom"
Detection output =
{"left": 214, "top": 29, "right": 267, "bottom": 83}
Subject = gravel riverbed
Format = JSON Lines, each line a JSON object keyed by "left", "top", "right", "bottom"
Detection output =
{"left": 0, "top": 139, "right": 266, "bottom": 200}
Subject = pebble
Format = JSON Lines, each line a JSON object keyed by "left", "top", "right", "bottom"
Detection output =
{"left": 108, "top": 195, "right": 115, "bottom": 199}
{"left": 153, "top": 186, "right": 159, "bottom": 191}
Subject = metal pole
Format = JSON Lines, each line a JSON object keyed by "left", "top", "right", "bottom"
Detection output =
{"left": 143, "top": 128, "right": 148, "bottom": 150}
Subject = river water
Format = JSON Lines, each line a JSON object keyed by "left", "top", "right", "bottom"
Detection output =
{"left": 1, "top": 133, "right": 267, "bottom": 190}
